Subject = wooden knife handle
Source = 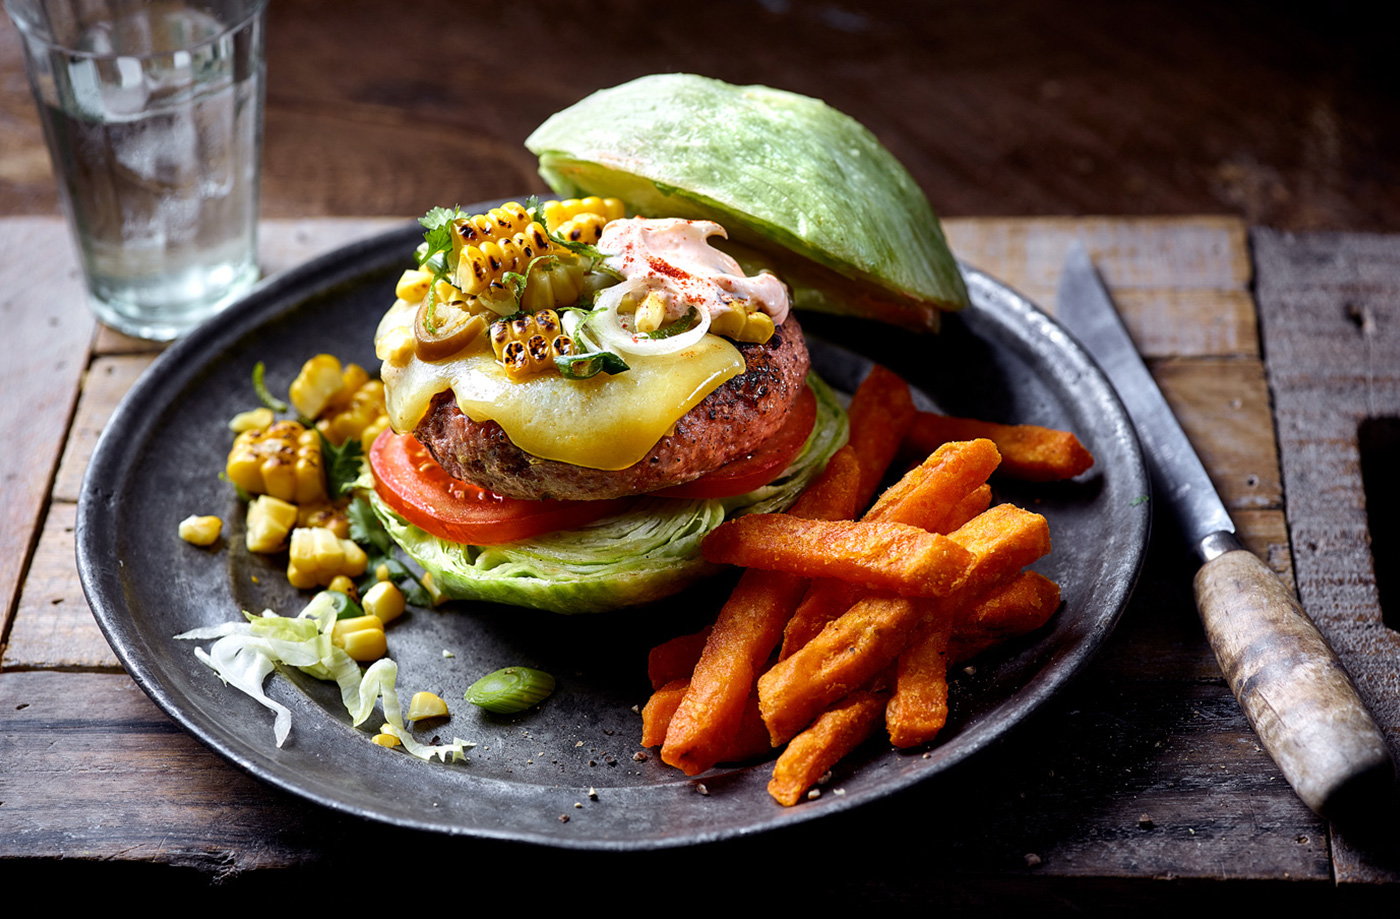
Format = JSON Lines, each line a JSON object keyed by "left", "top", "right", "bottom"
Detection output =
{"left": 1195, "top": 548, "right": 1394, "bottom": 818}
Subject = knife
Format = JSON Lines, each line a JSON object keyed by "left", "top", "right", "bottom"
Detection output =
{"left": 1056, "top": 242, "right": 1394, "bottom": 820}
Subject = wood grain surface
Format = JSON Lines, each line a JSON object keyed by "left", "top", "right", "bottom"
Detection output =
{"left": 6, "top": 215, "right": 1398, "bottom": 906}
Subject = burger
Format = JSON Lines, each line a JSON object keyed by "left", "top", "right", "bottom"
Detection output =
{"left": 364, "top": 75, "right": 969, "bottom": 614}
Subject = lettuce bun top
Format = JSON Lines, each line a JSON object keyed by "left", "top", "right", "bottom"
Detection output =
{"left": 526, "top": 73, "right": 968, "bottom": 331}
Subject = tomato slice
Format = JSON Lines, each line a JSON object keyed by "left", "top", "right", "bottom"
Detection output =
{"left": 369, "top": 430, "right": 630, "bottom": 544}
{"left": 656, "top": 385, "right": 818, "bottom": 499}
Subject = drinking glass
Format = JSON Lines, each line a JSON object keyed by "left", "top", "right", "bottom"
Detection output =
{"left": 6, "top": 0, "right": 269, "bottom": 340}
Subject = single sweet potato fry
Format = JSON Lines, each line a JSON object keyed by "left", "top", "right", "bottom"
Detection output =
{"left": 642, "top": 679, "right": 690, "bottom": 748}
{"left": 886, "top": 627, "right": 951, "bottom": 748}
{"left": 847, "top": 364, "right": 917, "bottom": 508}
{"left": 906, "top": 412, "right": 1094, "bottom": 481}
{"left": 868, "top": 438, "right": 1001, "bottom": 532}
{"left": 950, "top": 570, "right": 1062, "bottom": 662}
{"left": 648, "top": 628, "right": 710, "bottom": 690}
{"left": 787, "top": 444, "right": 863, "bottom": 521}
{"left": 768, "top": 689, "right": 887, "bottom": 806}
{"left": 702, "top": 516, "right": 974, "bottom": 598}
{"left": 944, "top": 504, "right": 1051, "bottom": 598}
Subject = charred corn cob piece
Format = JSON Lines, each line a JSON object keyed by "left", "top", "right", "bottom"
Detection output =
{"left": 541, "top": 196, "right": 626, "bottom": 232}
{"left": 287, "top": 526, "right": 369, "bottom": 589}
{"left": 518, "top": 257, "right": 586, "bottom": 313}
{"left": 454, "top": 221, "right": 556, "bottom": 296}
{"left": 489, "top": 309, "right": 574, "bottom": 382}
{"left": 450, "top": 201, "right": 533, "bottom": 248}
{"left": 227, "top": 420, "right": 326, "bottom": 505}
{"left": 296, "top": 501, "right": 350, "bottom": 539}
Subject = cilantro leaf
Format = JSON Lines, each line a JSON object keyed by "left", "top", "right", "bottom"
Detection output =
{"left": 347, "top": 494, "right": 394, "bottom": 557}
{"left": 319, "top": 433, "right": 365, "bottom": 498}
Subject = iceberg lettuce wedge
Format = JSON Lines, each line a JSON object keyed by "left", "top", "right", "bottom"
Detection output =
{"left": 526, "top": 73, "right": 968, "bottom": 331}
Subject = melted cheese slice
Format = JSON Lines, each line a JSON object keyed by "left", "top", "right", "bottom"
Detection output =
{"left": 377, "top": 298, "right": 745, "bottom": 470}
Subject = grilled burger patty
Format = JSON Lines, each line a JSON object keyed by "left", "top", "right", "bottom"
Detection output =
{"left": 414, "top": 316, "right": 812, "bottom": 501}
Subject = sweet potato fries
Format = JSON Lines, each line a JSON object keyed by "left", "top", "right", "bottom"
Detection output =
{"left": 641, "top": 364, "right": 1088, "bottom": 804}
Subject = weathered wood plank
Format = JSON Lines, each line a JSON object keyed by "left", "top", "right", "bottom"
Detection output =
{"left": 945, "top": 216, "right": 1257, "bottom": 360}
{"left": 52, "top": 355, "right": 158, "bottom": 503}
{"left": 0, "top": 219, "right": 93, "bottom": 636}
{"left": 1253, "top": 228, "right": 1400, "bottom": 884}
{"left": 5, "top": 502, "right": 116, "bottom": 670}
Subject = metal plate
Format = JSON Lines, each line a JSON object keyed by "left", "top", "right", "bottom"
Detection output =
{"left": 77, "top": 214, "right": 1148, "bottom": 850}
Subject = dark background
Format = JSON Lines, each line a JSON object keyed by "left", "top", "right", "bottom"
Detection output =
{"left": 2, "top": 0, "right": 1395, "bottom": 230}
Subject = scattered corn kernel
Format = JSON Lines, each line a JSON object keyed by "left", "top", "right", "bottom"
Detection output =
{"left": 228, "top": 407, "right": 274, "bottom": 433}
{"left": 289, "top": 354, "right": 344, "bottom": 420}
{"left": 395, "top": 269, "right": 433, "bottom": 303}
{"left": 407, "top": 691, "right": 449, "bottom": 722}
{"left": 245, "top": 495, "right": 298, "bottom": 553}
{"left": 375, "top": 563, "right": 391, "bottom": 582}
{"left": 327, "top": 574, "right": 358, "bottom": 600}
{"left": 362, "top": 580, "right": 405, "bottom": 624}
{"left": 372, "top": 732, "right": 402, "bottom": 748}
{"left": 331, "top": 614, "right": 386, "bottom": 662}
{"left": 178, "top": 515, "right": 222, "bottom": 546}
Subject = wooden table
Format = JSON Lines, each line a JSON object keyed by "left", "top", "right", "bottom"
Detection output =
{"left": 3, "top": 215, "right": 1398, "bottom": 907}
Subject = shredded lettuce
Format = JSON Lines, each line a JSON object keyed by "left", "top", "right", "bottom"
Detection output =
{"left": 176, "top": 592, "right": 473, "bottom": 761}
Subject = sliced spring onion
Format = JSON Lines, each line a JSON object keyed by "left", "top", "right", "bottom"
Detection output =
{"left": 464, "top": 667, "right": 556, "bottom": 714}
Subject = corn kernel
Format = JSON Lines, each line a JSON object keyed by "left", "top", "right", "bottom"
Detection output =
{"left": 362, "top": 580, "right": 405, "bottom": 624}
{"left": 228, "top": 407, "right": 274, "bottom": 433}
{"left": 331, "top": 614, "right": 386, "bottom": 662}
{"left": 421, "top": 572, "right": 448, "bottom": 607}
{"left": 246, "top": 495, "right": 297, "bottom": 553}
{"left": 395, "top": 269, "right": 433, "bottom": 302}
{"left": 371, "top": 732, "right": 401, "bottom": 748}
{"left": 327, "top": 575, "right": 358, "bottom": 599}
{"left": 377, "top": 325, "right": 416, "bottom": 364}
{"left": 178, "top": 515, "right": 222, "bottom": 546}
{"left": 407, "top": 691, "right": 449, "bottom": 721}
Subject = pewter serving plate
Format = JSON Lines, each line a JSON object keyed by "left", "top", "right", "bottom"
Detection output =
{"left": 77, "top": 210, "right": 1148, "bottom": 849}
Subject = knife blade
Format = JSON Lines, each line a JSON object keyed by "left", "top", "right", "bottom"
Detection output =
{"left": 1056, "top": 242, "right": 1393, "bottom": 820}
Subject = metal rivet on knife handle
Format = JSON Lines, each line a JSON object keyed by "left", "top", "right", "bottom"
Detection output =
{"left": 1194, "top": 548, "right": 1395, "bottom": 819}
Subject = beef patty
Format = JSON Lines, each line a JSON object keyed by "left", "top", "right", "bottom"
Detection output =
{"left": 414, "top": 315, "right": 811, "bottom": 500}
